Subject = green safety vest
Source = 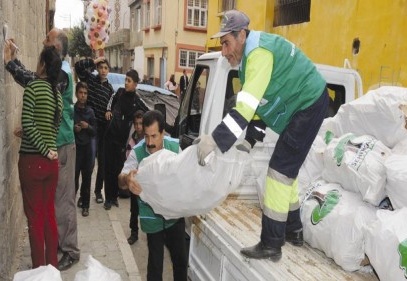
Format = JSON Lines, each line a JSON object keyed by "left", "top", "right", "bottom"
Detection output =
{"left": 134, "top": 137, "right": 180, "bottom": 233}
{"left": 240, "top": 31, "right": 326, "bottom": 134}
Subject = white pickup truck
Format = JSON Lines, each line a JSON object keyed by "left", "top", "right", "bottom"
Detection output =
{"left": 175, "top": 52, "right": 377, "bottom": 280}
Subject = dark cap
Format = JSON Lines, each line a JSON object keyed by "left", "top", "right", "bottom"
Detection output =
{"left": 211, "top": 10, "right": 250, "bottom": 39}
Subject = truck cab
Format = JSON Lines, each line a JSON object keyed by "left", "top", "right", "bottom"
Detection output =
{"left": 176, "top": 52, "right": 375, "bottom": 280}
{"left": 176, "top": 52, "right": 363, "bottom": 149}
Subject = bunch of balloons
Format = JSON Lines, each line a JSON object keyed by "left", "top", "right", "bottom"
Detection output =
{"left": 84, "top": 0, "right": 111, "bottom": 56}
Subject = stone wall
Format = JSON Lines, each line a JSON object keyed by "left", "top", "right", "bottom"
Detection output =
{"left": 0, "top": 1, "right": 52, "bottom": 279}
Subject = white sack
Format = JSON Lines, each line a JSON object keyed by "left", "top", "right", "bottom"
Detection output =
{"left": 301, "top": 180, "right": 377, "bottom": 271}
{"left": 385, "top": 154, "right": 407, "bottom": 209}
{"left": 392, "top": 137, "right": 407, "bottom": 155}
{"left": 364, "top": 208, "right": 407, "bottom": 281}
{"left": 13, "top": 265, "right": 62, "bottom": 281}
{"left": 74, "top": 255, "right": 122, "bottom": 281}
{"left": 320, "top": 86, "right": 407, "bottom": 149}
{"left": 322, "top": 133, "right": 390, "bottom": 206}
{"left": 136, "top": 145, "right": 250, "bottom": 219}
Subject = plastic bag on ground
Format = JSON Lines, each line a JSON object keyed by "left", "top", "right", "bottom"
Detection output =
{"left": 74, "top": 255, "right": 122, "bottom": 281}
{"left": 136, "top": 145, "right": 250, "bottom": 219}
{"left": 13, "top": 265, "right": 62, "bottom": 281}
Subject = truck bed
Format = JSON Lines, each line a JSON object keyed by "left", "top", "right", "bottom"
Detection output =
{"left": 189, "top": 197, "right": 378, "bottom": 281}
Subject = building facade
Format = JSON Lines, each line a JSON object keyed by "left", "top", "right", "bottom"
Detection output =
{"left": 104, "top": 0, "right": 133, "bottom": 73}
{"left": 129, "top": 0, "right": 145, "bottom": 79}
{"left": 140, "top": 0, "right": 207, "bottom": 89}
{"left": 85, "top": 0, "right": 208, "bottom": 87}
{"left": 206, "top": 0, "right": 406, "bottom": 91}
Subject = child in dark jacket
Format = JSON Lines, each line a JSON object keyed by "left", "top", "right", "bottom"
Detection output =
{"left": 103, "top": 69, "right": 149, "bottom": 210}
{"left": 74, "top": 82, "right": 97, "bottom": 217}
{"left": 126, "top": 110, "right": 145, "bottom": 245}
{"left": 75, "top": 57, "right": 114, "bottom": 204}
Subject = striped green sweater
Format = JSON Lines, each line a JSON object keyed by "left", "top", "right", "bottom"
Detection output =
{"left": 20, "top": 79, "right": 62, "bottom": 156}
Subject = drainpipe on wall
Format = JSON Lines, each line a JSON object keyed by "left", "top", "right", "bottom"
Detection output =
{"left": 161, "top": 48, "right": 167, "bottom": 89}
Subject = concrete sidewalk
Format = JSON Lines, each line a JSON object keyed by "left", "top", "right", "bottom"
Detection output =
{"left": 13, "top": 193, "right": 142, "bottom": 281}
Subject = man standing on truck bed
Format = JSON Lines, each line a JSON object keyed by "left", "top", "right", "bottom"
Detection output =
{"left": 195, "top": 10, "right": 329, "bottom": 261}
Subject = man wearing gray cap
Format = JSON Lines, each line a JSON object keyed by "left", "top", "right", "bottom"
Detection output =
{"left": 194, "top": 10, "right": 329, "bottom": 261}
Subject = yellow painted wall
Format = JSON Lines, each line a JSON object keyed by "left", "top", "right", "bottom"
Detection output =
{"left": 207, "top": 0, "right": 407, "bottom": 91}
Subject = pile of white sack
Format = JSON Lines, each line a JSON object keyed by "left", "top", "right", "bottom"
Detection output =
{"left": 130, "top": 86, "right": 407, "bottom": 280}
{"left": 298, "top": 86, "right": 407, "bottom": 280}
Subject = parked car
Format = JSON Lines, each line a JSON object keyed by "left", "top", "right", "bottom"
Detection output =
{"left": 107, "top": 72, "right": 179, "bottom": 135}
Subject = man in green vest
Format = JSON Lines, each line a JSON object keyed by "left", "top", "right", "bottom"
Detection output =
{"left": 195, "top": 10, "right": 329, "bottom": 261}
{"left": 118, "top": 110, "right": 187, "bottom": 281}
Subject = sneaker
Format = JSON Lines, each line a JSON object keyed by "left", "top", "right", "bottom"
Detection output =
{"left": 77, "top": 197, "right": 82, "bottom": 208}
{"left": 104, "top": 201, "right": 112, "bottom": 210}
{"left": 82, "top": 208, "right": 89, "bottom": 217}
{"left": 95, "top": 193, "right": 104, "bottom": 204}
{"left": 112, "top": 199, "right": 119, "bottom": 207}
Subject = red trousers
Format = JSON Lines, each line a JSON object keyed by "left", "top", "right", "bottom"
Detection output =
{"left": 18, "top": 154, "right": 59, "bottom": 268}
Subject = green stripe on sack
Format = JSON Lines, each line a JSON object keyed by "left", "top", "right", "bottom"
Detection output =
{"left": 333, "top": 134, "right": 355, "bottom": 166}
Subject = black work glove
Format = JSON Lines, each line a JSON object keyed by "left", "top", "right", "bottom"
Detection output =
{"left": 245, "top": 119, "right": 267, "bottom": 148}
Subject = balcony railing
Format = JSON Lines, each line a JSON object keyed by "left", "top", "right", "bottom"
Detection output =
{"left": 105, "top": 29, "right": 131, "bottom": 49}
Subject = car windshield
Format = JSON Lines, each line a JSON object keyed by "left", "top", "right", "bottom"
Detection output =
{"left": 106, "top": 73, "right": 125, "bottom": 93}
{"left": 105, "top": 72, "right": 176, "bottom": 97}
{"left": 100, "top": 73, "right": 180, "bottom": 128}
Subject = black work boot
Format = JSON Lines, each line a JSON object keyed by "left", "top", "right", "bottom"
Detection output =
{"left": 285, "top": 229, "right": 303, "bottom": 246}
{"left": 58, "top": 252, "right": 79, "bottom": 271}
{"left": 240, "top": 242, "right": 282, "bottom": 262}
{"left": 127, "top": 231, "right": 138, "bottom": 245}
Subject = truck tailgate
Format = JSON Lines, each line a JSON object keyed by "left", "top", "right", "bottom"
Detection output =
{"left": 189, "top": 197, "right": 378, "bottom": 281}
